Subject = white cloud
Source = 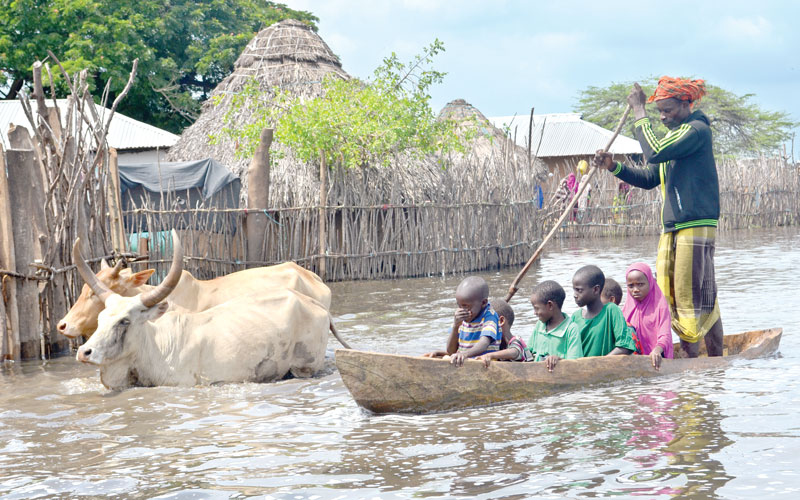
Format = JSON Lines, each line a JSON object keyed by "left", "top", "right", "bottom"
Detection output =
{"left": 326, "top": 32, "right": 357, "bottom": 54}
{"left": 279, "top": 1, "right": 800, "bottom": 125}
{"left": 718, "top": 16, "right": 772, "bottom": 41}
{"left": 400, "top": 0, "right": 496, "bottom": 14}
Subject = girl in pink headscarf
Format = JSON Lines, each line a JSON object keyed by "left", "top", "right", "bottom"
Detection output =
{"left": 623, "top": 262, "right": 674, "bottom": 370}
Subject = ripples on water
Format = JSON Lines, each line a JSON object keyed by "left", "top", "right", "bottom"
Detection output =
{"left": 1, "top": 228, "right": 798, "bottom": 499}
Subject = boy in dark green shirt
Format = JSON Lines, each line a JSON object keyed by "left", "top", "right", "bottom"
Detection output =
{"left": 571, "top": 265, "right": 636, "bottom": 357}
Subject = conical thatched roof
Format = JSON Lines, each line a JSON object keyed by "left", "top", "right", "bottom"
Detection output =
{"left": 168, "top": 19, "right": 349, "bottom": 175}
{"left": 440, "top": 98, "right": 509, "bottom": 144}
{"left": 438, "top": 98, "right": 548, "bottom": 182}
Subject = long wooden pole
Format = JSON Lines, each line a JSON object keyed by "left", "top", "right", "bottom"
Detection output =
{"left": 504, "top": 104, "right": 632, "bottom": 302}
{"left": 0, "top": 144, "right": 20, "bottom": 361}
{"left": 6, "top": 147, "right": 42, "bottom": 359}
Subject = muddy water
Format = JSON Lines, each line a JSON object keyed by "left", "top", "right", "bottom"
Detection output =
{"left": 2, "top": 228, "right": 798, "bottom": 499}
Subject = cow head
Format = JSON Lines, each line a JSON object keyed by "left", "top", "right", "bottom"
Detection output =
{"left": 57, "top": 260, "right": 157, "bottom": 338}
{"left": 75, "top": 230, "right": 183, "bottom": 366}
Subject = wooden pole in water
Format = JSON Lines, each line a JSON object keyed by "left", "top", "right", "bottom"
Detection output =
{"left": 0, "top": 144, "right": 20, "bottom": 361}
{"left": 5, "top": 147, "right": 42, "bottom": 359}
{"left": 246, "top": 128, "right": 273, "bottom": 267}
{"left": 504, "top": 104, "right": 632, "bottom": 302}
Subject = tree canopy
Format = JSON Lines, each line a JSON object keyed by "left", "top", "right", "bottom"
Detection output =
{"left": 574, "top": 78, "right": 797, "bottom": 156}
{"left": 217, "top": 40, "right": 477, "bottom": 170}
{"left": 0, "top": 0, "right": 317, "bottom": 132}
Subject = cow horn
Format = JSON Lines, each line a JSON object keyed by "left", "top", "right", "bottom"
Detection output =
{"left": 110, "top": 259, "right": 124, "bottom": 277}
{"left": 72, "top": 239, "right": 114, "bottom": 303}
{"left": 139, "top": 230, "right": 183, "bottom": 308}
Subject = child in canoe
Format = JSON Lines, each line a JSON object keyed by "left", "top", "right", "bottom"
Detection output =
{"left": 623, "top": 262, "right": 674, "bottom": 370}
{"left": 422, "top": 276, "right": 502, "bottom": 366}
{"left": 571, "top": 265, "right": 636, "bottom": 357}
{"left": 490, "top": 298, "right": 515, "bottom": 348}
{"left": 602, "top": 276, "right": 641, "bottom": 358}
{"left": 478, "top": 280, "right": 583, "bottom": 372}
{"left": 602, "top": 278, "right": 623, "bottom": 306}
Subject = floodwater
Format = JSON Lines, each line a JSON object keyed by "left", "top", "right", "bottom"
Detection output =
{"left": 2, "top": 227, "right": 798, "bottom": 499}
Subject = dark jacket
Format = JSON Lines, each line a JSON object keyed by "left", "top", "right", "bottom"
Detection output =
{"left": 612, "top": 110, "right": 720, "bottom": 232}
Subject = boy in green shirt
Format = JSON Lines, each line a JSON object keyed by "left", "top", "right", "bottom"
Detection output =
{"left": 571, "top": 265, "right": 636, "bottom": 357}
{"left": 478, "top": 281, "right": 582, "bottom": 372}
{"left": 527, "top": 280, "right": 584, "bottom": 371}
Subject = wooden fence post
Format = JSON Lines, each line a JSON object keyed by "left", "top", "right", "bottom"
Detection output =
{"left": 246, "top": 128, "right": 273, "bottom": 267}
{"left": 318, "top": 152, "right": 327, "bottom": 281}
{"left": 0, "top": 145, "right": 20, "bottom": 361}
{"left": 7, "top": 124, "right": 48, "bottom": 259}
{"left": 107, "top": 148, "right": 126, "bottom": 254}
{"left": 5, "top": 148, "right": 42, "bottom": 359}
{"left": 8, "top": 123, "right": 70, "bottom": 357}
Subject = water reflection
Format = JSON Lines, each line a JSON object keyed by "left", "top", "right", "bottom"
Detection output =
{"left": 619, "top": 390, "right": 734, "bottom": 499}
{"left": 1, "top": 227, "right": 798, "bottom": 498}
{"left": 297, "top": 382, "right": 736, "bottom": 498}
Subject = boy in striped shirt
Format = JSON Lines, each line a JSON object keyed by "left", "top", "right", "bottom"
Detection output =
{"left": 423, "top": 276, "right": 502, "bottom": 366}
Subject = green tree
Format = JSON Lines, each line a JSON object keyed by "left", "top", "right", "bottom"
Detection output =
{"left": 217, "top": 40, "right": 477, "bottom": 168}
{"left": 0, "top": 0, "right": 317, "bottom": 132}
{"left": 574, "top": 78, "right": 797, "bottom": 156}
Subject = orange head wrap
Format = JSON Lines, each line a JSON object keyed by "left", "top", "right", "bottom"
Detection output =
{"left": 647, "top": 76, "right": 707, "bottom": 105}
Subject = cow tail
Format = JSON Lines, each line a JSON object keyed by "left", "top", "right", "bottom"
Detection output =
{"left": 329, "top": 316, "right": 352, "bottom": 349}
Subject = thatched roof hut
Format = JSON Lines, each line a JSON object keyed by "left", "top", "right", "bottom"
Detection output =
{"left": 167, "top": 19, "right": 349, "bottom": 178}
{"left": 438, "top": 98, "right": 546, "bottom": 172}
{"left": 435, "top": 99, "right": 548, "bottom": 202}
{"left": 169, "top": 22, "right": 546, "bottom": 209}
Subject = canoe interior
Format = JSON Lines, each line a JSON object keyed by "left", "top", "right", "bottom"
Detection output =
{"left": 672, "top": 327, "right": 777, "bottom": 358}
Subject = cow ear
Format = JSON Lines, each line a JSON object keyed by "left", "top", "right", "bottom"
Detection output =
{"left": 129, "top": 269, "right": 156, "bottom": 286}
{"left": 100, "top": 258, "right": 111, "bottom": 270}
{"left": 145, "top": 302, "right": 169, "bottom": 321}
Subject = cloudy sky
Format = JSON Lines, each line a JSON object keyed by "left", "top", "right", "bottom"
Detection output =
{"left": 284, "top": 0, "right": 799, "bottom": 151}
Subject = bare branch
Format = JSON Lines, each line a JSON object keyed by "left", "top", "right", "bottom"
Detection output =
{"left": 93, "top": 58, "right": 138, "bottom": 166}
{"left": 151, "top": 78, "right": 199, "bottom": 122}
{"left": 46, "top": 51, "right": 73, "bottom": 94}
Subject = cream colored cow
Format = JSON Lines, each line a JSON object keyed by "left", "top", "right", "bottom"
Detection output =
{"left": 58, "top": 258, "right": 331, "bottom": 339}
{"left": 74, "top": 231, "right": 334, "bottom": 389}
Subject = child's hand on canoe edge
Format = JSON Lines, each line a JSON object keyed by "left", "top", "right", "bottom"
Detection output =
{"left": 544, "top": 355, "right": 561, "bottom": 373}
{"left": 476, "top": 354, "right": 492, "bottom": 368}
{"left": 449, "top": 352, "right": 468, "bottom": 366}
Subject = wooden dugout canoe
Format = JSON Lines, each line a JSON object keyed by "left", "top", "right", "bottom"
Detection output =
{"left": 335, "top": 328, "right": 782, "bottom": 414}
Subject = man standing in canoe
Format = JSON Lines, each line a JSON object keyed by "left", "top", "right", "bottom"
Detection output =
{"left": 594, "top": 76, "right": 723, "bottom": 357}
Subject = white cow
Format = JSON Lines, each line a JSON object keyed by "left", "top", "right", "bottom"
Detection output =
{"left": 58, "top": 260, "right": 332, "bottom": 339}
{"left": 74, "top": 230, "right": 333, "bottom": 389}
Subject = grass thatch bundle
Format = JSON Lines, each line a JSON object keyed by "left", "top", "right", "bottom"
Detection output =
{"left": 168, "top": 19, "right": 349, "bottom": 180}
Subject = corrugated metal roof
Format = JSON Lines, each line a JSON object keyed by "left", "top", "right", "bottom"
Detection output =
{"left": 0, "top": 99, "right": 178, "bottom": 151}
{"left": 488, "top": 113, "right": 642, "bottom": 157}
